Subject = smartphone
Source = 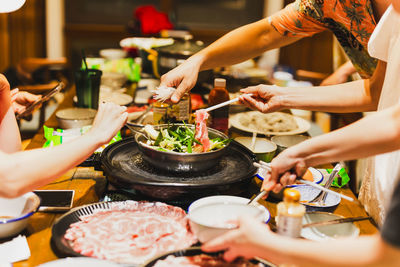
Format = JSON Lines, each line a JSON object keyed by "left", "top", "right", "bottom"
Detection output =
{"left": 16, "top": 82, "right": 65, "bottom": 120}
{"left": 33, "top": 190, "right": 75, "bottom": 212}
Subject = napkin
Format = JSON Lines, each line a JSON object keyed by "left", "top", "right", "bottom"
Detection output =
{"left": 0, "top": 235, "right": 30, "bottom": 264}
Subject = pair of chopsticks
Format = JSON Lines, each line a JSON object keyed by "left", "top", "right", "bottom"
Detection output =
{"left": 250, "top": 161, "right": 354, "bottom": 203}
{"left": 204, "top": 93, "right": 252, "bottom": 112}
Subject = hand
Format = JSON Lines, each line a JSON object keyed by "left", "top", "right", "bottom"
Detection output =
{"left": 238, "top": 84, "right": 284, "bottom": 113}
{"left": 160, "top": 57, "right": 201, "bottom": 103}
{"left": 202, "top": 216, "right": 272, "bottom": 262}
{"left": 88, "top": 102, "right": 128, "bottom": 145}
{"left": 262, "top": 148, "right": 308, "bottom": 194}
{"left": 10, "top": 89, "right": 41, "bottom": 115}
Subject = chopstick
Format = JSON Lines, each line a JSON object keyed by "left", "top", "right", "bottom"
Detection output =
{"left": 302, "top": 216, "right": 371, "bottom": 228}
{"left": 204, "top": 93, "right": 252, "bottom": 112}
{"left": 253, "top": 161, "right": 354, "bottom": 202}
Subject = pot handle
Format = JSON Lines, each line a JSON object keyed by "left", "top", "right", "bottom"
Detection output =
{"left": 145, "top": 48, "right": 160, "bottom": 78}
{"left": 78, "top": 153, "right": 103, "bottom": 171}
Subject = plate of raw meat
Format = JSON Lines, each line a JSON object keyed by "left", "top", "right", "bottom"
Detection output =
{"left": 51, "top": 201, "right": 197, "bottom": 265}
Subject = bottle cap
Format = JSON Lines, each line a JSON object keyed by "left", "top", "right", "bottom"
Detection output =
{"left": 214, "top": 78, "right": 226, "bottom": 88}
{"left": 283, "top": 188, "right": 301, "bottom": 203}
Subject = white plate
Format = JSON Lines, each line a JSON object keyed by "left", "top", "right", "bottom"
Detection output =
{"left": 230, "top": 111, "right": 311, "bottom": 136}
{"left": 38, "top": 257, "right": 120, "bottom": 267}
{"left": 301, "top": 212, "right": 360, "bottom": 241}
{"left": 127, "top": 111, "right": 153, "bottom": 125}
{"left": 256, "top": 167, "right": 323, "bottom": 185}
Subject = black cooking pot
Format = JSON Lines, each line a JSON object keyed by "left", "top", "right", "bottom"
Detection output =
{"left": 135, "top": 124, "right": 229, "bottom": 173}
{"left": 97, "top": 137, "right": 258, "bottom": 200}
{"left": 147, "top": 35, "right": 213, "bottom": 82}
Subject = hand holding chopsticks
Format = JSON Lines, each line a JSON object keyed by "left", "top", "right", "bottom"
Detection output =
{"left": 204, "top": 93, "right": 252, "bottom": 112}
{"left": 252, "top": 161, "right": 354, "bottom": 202}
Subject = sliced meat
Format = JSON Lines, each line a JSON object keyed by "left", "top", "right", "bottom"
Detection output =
{"left": 195, "top": 109, "right": 211, "bottom": 152}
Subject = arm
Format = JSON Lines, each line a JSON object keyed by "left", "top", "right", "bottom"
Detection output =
{"left": 0, "top": 102, "right": 128, "bottom": 198}
{"left": 162, "top": 19, "right": 301, "bottom": 102}
{"left": 239, "top": 60, "right": 386, "bottom": 114}
{"left": 263, "top": 103, "right": 400, "bottom": 191}
{"left": 203, "top": 217, "right": 400, "bottom": 267}
{"left": 320, "top": 61, "right": 357, "bottom": 86}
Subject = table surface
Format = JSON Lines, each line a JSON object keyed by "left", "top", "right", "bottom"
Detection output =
{"left": 13, "top": 88, "right": 377, "bottom": 267}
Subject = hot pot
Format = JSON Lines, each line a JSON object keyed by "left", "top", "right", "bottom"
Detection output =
{"left": 135, "top": 123, "right": 229, "bottom": 173}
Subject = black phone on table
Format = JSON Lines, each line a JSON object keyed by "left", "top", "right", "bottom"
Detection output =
{"left": 33, "top": 189, "right": 74, "bottom": 212}
{"left": 16, "top": 82, "right": 65, "bottom": 120}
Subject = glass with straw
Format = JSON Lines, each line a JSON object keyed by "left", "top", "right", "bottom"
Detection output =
{"left": 75, "top": 50, "right": 102, "bottom": 109}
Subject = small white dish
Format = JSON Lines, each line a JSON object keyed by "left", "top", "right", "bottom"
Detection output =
{"left": 234, "top": 137, "right": 277, "bottom": 162}
{"left": 188, "top": 202, "right": 267, "bottom": 243}
{"left": 295, "top": 185, "right": 341, "bottom": 212}
{"left": 188, "top": 195, "right": 270, "bottom": 223}
{"left": 56, "top": 108, "right": 97, "bottom": 129}
{"left": 0, "top": 192, "right": 41, "bottom": 238}
{"left": 301, "top": 212, "right": 360, "bottom": 241}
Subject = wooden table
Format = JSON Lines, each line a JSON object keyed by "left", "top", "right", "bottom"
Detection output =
{"left": 14, "top": 89, "right": 377, "bottom": 266}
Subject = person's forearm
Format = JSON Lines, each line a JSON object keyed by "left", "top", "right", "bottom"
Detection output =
{"left": 0, "top": 107, "right": 22, "bottom": 153}
{"left": 280, "top": 79, "right": 377, "bottom": 113}
{"left": 0, "top": 132, "right": 103, "bottom": 197}
{"left": 191, "top": 19, "right": 300, "bottom": 71}
{"left": 289, "top": 105, "right": 400, "bottom": 167}
{"left": 258, "top": 234, "right": 391, "bottom": 267}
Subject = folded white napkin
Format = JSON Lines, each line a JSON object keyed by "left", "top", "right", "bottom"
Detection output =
{"left": 0, "top": 235, "right": 30, "bottom": 264}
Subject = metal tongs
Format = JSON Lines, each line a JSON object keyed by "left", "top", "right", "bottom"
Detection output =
{"left": 248, "top": 161, "right": 354, "bottom": 205}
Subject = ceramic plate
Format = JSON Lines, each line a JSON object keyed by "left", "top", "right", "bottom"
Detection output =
{"left": 230, "top": 111, "right": 310, "bottom": 136}
{"left": 301, "top": 212, "right": 360, "bottom": 241}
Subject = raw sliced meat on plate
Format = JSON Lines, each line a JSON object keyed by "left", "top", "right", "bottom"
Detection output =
{"left": 64, "top": 201, "right": 196, "bottom": 265}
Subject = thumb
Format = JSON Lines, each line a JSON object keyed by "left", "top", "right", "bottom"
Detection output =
{"left": 171, "top": 81, "right": 191, "bottom": 103}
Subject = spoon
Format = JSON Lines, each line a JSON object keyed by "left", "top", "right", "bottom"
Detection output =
{"left": 125, "top": 122, "right": 150, "bottom": 140}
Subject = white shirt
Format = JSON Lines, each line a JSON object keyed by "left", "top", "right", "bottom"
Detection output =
{"left": 359, "top": 5, "right": 400, "bottom": 225}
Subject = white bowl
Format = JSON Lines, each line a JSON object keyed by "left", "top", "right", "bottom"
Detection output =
{"left": 234, "top": 137, "right": 277, "bottom": 162}
{"left": 301, "top": 212, "right": 360, "bottom": 241}
{"left": 188, "top": 195, "right": 270, "bottom": 223}
{"left": 56, "top": 108, "right": 97, "bottom": 129}
{"left": 0, "top": 192, "right": 41, "bottom": 238}
{"left": 188, "top": 203, "right": 266, "bottom": 243}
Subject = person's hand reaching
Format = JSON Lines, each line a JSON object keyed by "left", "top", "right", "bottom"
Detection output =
{"left": 262, "top": 148, "right": 308, "bottom": 194}
{"left": 202, "top": 216, "right": 272, "bottom": 262}
{"left": 238, "top": 84, "right": 284, "bottom": 113}
{"left": 160, "top": 57, "right": 202, "bottom": 103}
{"left": 88, "top": 102, "right": 128, "bottom": 145}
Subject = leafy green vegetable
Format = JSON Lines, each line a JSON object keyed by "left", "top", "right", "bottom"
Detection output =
{"left": 146, "top": 124, "right": 230, "bottom": 153}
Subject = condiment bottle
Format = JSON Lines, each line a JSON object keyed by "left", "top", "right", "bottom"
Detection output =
{"left": 276, "top": 188, "right": 305, "bottom": 238}
{"left": 153, "top": 101, "right": 169, "bottom": 124}
{"left": 208, "top": 78, "right": 229, "bottom": 134}
{"left": 152, "top": 93, "right": 191, "bottom": 124}
{"left": 167, "top": 92, "right": 191, "bottom": 123}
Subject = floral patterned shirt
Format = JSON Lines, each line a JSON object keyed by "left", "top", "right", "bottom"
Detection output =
{"left": 269, "top": 0, "right": 378, "bottom": 78}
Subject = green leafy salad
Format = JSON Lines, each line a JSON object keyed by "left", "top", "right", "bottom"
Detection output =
{"left": 143, "top": 124, "right": 230, "bottom": 153}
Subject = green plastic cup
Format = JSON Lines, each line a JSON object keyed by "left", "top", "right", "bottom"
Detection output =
{"left": 75, "top": 69, "right": 102, "bottom": 109}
